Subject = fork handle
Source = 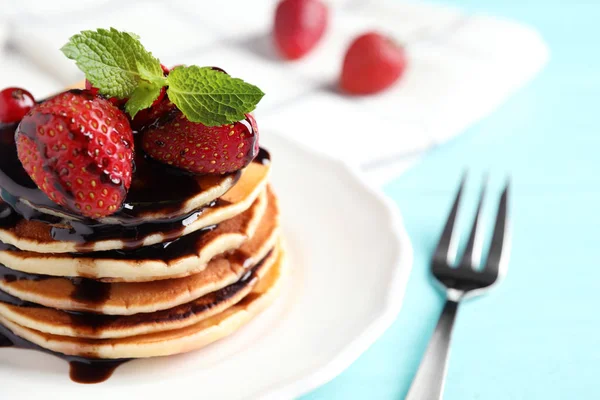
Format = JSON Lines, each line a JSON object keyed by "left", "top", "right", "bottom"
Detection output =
{"left": 406, "top": 300, "right": 459, "bottom": 400}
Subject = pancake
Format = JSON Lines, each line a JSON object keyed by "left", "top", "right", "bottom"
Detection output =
{"left": 0, "top": 245, "right": 279, "bottom": 339}
{"left": 0, "top": 160, "right": 270, "bottom": 253}
{"left": 0, "top": 242, "right": 286, "bottom": 358}
{"left": 0, "top": 185, "right": 276, "bottom": 281}
{"left": 0, "top": 188, "right": 280, "bottom": 312}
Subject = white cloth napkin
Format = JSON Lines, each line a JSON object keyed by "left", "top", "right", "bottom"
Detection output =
{"left": 0, "top": 0, "right": 548, "bottom": 184}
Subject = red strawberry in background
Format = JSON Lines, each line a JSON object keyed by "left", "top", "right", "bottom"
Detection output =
{"left": 15, "top": 90, "right": 134, "bottom": 218}
{"left": 142, "top": 112, "right": 259, "bottom": 175}
{"left": 340, "top": 32, "right": 407, "bottom": 95}
{"left": 274, "top": 0, "right": 328, "bottom": 60}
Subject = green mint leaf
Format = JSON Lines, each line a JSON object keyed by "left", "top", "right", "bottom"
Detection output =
{"left": 61, "top": 28, "right": 266, "bottom": 124}
{"left": 166, "top": 66, "right": 265, "bottom": 126}
{"left": 124, "top": 81, "right": 163, "bottom": 119}
{"left": 61, "top": 28, "right": 163, "bottom": 99}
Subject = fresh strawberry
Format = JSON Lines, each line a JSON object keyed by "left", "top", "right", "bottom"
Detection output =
{"left": 15, "top": 90, "right": 134, "bottom": 218}
{"left": 0, "top": 87, "right": 35, "bottom": 124}
{"left": 273, "top": 0, "right": 328, "bottom": 60}
{"left": 340, "top": 32, "right": 407, "bottom": 95}
{"left": 142, "top": 112, "right": 259, "bottom": 175}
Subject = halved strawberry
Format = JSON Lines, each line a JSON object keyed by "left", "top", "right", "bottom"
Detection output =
{"left": 15, "top": 90, "right": 134, "bottom": 218}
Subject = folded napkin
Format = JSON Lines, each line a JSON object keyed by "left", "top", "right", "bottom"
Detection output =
{"left": 0, "top": 0, "right": 548, "bottom": 184}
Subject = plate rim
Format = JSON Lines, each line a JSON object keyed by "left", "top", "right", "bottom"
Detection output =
{"left": 257, "top": 133, "right": 414, "bottom": 399}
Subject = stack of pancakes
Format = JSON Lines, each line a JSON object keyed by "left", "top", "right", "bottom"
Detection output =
{"left": 0, "top": 140, "right": 285, "bottom": 359}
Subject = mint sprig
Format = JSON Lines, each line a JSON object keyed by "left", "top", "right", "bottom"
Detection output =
{"left": 61, "top": 28, "right": 264, "bottom": 125}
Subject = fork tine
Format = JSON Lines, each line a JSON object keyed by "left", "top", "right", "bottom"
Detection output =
{"left": 483, "top": 180, "right": 510, "bottom": 275}
{"left": 458, "top": 177, "right": 487, "bottom": 269}
{"left": 433, "top": 173, "right": 466, "bottom": 265}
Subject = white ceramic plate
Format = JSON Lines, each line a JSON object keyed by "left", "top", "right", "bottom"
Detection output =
{"left": 0, "top": 133, "right": 413, "bottom": 399}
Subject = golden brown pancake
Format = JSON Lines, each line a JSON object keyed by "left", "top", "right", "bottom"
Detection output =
{"left": 0, "top": 186, "right": 276, "bottom": 281}
{"left": 0, "top": 243, "right": 286, "bottom": 358}
{"left": 0, "top": 189, "right": 280, "bottom": 312}
{"left": 0, "top": 161, "right": 270, "bottom": 253}
{"left": 0, "top": 245, "right": 279, "bottom": 339}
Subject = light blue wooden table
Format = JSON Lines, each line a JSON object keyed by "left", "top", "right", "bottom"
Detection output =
{"left": 304, "top": 0, "right": 600, "bottom": 398}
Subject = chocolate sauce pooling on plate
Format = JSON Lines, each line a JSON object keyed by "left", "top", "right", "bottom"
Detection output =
{"left": 0, "top": 322, "right": 130, "bottom": 384}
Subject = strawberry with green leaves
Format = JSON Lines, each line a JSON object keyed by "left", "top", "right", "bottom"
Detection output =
{"left": 61, "top": 28, "right": 265, "bottom": 173}
{"left": 14, "top": 28, "right": 266, "bottom": 218}
{"left": 61, "top": 28, "right": 264, "bottom": 126}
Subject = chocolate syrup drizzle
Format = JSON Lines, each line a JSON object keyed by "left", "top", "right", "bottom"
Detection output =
{"left": 0, "top": 250, "right": 269, "bottom": 322}
{"left": 70, "top": 224, "right": 218, "bottom": 261}
{"left": 254, "top": 148, "right": 271, "bottom": 166}
{"left": 0, "top": 263, "right": 111, "bottom": 307}
{"left": 0, "top": 101, "right": 272, "bottom": 383}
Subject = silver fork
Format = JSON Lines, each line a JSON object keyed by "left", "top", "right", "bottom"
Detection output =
{"left": 406, "top": 176, "right": 511, "bottom": 400}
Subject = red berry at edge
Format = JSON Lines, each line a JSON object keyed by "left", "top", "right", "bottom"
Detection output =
{"left": 15, "top": 91, "right": 134, "bottom": 218}
{"left": 0, "top": 87, "right": 35, "bottom": 124}
{"left": 274, "top": 0, "right": 328, "bottom": 60}
{"left": 142, "top": 113, "right": 259, "bottom": 175}
{"left": 340, "top": 32, "right": 407, "bottom": 95}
